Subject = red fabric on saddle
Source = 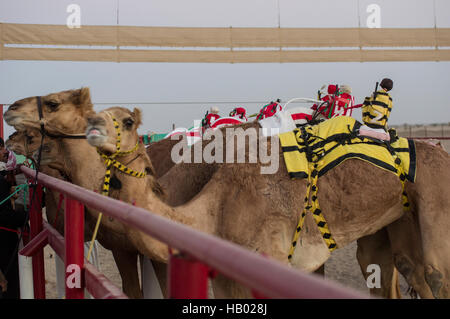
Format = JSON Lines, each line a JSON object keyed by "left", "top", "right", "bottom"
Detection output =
{"left": 291, "top": 113, "right": 312, "bottom": 121}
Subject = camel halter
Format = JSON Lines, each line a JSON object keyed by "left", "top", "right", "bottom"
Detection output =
{"left": 87, "top": 113, "right": 146, "bottom": 261}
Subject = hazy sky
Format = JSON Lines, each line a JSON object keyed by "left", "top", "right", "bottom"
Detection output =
{"left": 1, "top": 0, "right": 449, "bottom": 137}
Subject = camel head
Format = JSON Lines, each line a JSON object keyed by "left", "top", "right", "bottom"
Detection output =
{"left": 6, "top": 129, "right": 64, "bottom": 171}
{"left": 86, "top": 107, "right": 163, "bottom": 197}
{"left": 4, "top": 87, "right": 94, "bottom": 134}
{"left": 6, "top": 131, "right": 28, "bottom": 156}
{"left": 6, "top": 129, "right": 42, "bottom": 157}
{"left": 85, "top": 106, "right": 142, "bottom": 156}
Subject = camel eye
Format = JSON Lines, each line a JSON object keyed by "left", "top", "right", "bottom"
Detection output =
{"left": 45, "top": 100, "right": 60, "bottom": 110}
{"left": 123, "top": 118, "right": 134, "bottom": 129}
{"left": 26, "top": 135, "right": 33, "bottom": 144}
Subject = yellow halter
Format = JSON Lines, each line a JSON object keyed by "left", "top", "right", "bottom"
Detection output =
{"left": 97, "top": 115, "right": 146, "bottom": 196}
{"left": 87, "top": 114, "right": 146, "bottom": 261}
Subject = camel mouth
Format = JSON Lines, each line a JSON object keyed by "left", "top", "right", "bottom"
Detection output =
{"left": 86, "top": 126, "right": 106, "bottom": 141}
{"left": 86, "top": 125, "right": 117, "bottom": 154}
{"left": 87, "top": 128, "right": 102, "bottom": 136}
{"left": 4, "top": 112, "right": 22, "bottom": 126}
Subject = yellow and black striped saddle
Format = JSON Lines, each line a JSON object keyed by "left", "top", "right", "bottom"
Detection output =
{"left": 278, "top": 116, "right": 416, "bottom": 259}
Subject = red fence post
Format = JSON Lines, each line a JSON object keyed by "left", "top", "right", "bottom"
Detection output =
{"left": 64, "top": 197, "right": 85, "bottom": 299}
{"left": 28, "top": 183, "right": 45, "bottom": 299}
{"left": 168, "top": 252, "right": 209, "bottom": 299}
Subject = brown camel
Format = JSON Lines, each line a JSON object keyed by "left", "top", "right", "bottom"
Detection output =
{"left": 146, "top": 136, "right": 184, "bottom": 179}
{"left": 84, "top": 106, "right": 450, "bottom": 298}
{"left": 142, "top": 124, "right": 440, "bottom": 300}
{"left": 5, "top": 89, "right": 448, "bottom": 298}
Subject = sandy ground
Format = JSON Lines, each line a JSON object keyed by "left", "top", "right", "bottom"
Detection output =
{"left": 40, "top": 124, "right": 448, "bottom": 299}
{"left": 43, "top": 239, "right": 411, "bottom": 299}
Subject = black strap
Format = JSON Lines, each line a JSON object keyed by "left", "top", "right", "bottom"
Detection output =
{"left": 43, "top": 131, "right": 86, "bottom": 139}
{"left": 36, "top": 96, "right": 45, "bottom": 135}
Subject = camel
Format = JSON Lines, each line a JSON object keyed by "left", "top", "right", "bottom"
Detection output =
{"left": 84, "top": 106, "right": 450, "bottom": 298}
{"left": 141, "top": 121, "right": 442, "bottom": 299}
{"left": 6, "top": 89, "right": 450, "bottom": 298}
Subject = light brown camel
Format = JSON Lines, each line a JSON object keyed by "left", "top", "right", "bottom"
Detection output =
{"left": 84, "top": 106, "right": 450, "bottom": 298}
{"left": 5, "top": 89, "right": 448, "bottom": 298}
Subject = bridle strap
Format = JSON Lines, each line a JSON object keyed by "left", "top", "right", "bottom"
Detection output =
{"left": 36, "top": 96, "right": 86, "bottom": 139}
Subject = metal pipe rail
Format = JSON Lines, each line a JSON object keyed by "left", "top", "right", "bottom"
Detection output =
{"left": 20, "top": 166, "right": 368, "bottom": 299}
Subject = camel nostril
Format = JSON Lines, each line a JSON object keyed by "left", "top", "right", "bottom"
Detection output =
{"left": 87, "top": 117, "right": 105, "bottom": 127}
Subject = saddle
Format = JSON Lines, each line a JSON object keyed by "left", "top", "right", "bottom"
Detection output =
{"left": 279, "top": 116, "right": 416, "bottom": 258}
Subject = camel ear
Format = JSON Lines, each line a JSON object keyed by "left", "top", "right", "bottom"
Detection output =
{"left": 132, "top": 107, "right": 143, "bottom": 127}
{"left": 70, "top": 87, "right": 93, "bottom": 113}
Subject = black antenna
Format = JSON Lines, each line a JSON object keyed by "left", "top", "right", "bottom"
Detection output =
{"left": 373, "top": 81, "right": 379, "bottom": 100}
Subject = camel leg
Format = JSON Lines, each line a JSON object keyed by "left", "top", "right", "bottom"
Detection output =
{"left": 356, "top": 228, "right": 401, "bottom": 298}
{"left": 386, "top": 209, "right": 434, "bottom": 298}
{"left": 414, "top": 204, "right": 450, "bottom": 299}
{"left": 111, "top": 249, "right": 142, "bottom": 299}
{"left": 402, "top": 142, "right": 450, "bottom": 298}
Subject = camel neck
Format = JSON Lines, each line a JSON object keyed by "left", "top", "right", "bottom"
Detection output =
{"left": 59, "top": 139, "right": 104, "bottom": 189}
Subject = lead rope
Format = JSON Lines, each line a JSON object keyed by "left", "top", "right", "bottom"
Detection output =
{"left": 86, "top": 115, "right": 146, "bottom": 262}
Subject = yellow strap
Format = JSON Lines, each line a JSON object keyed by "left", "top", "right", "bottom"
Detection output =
{"left": 288, "top": 163, "right": 338, "bottom": 262}
{"left": 309, "top": 167, "right": 337, "bottom": 251}
{"left": 287, "top": 177, "right": 310, "bottom": 260}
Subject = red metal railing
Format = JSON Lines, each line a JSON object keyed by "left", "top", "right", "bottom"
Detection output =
{"left": 19, "top": 166, "right": 367, "bottom": 299}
